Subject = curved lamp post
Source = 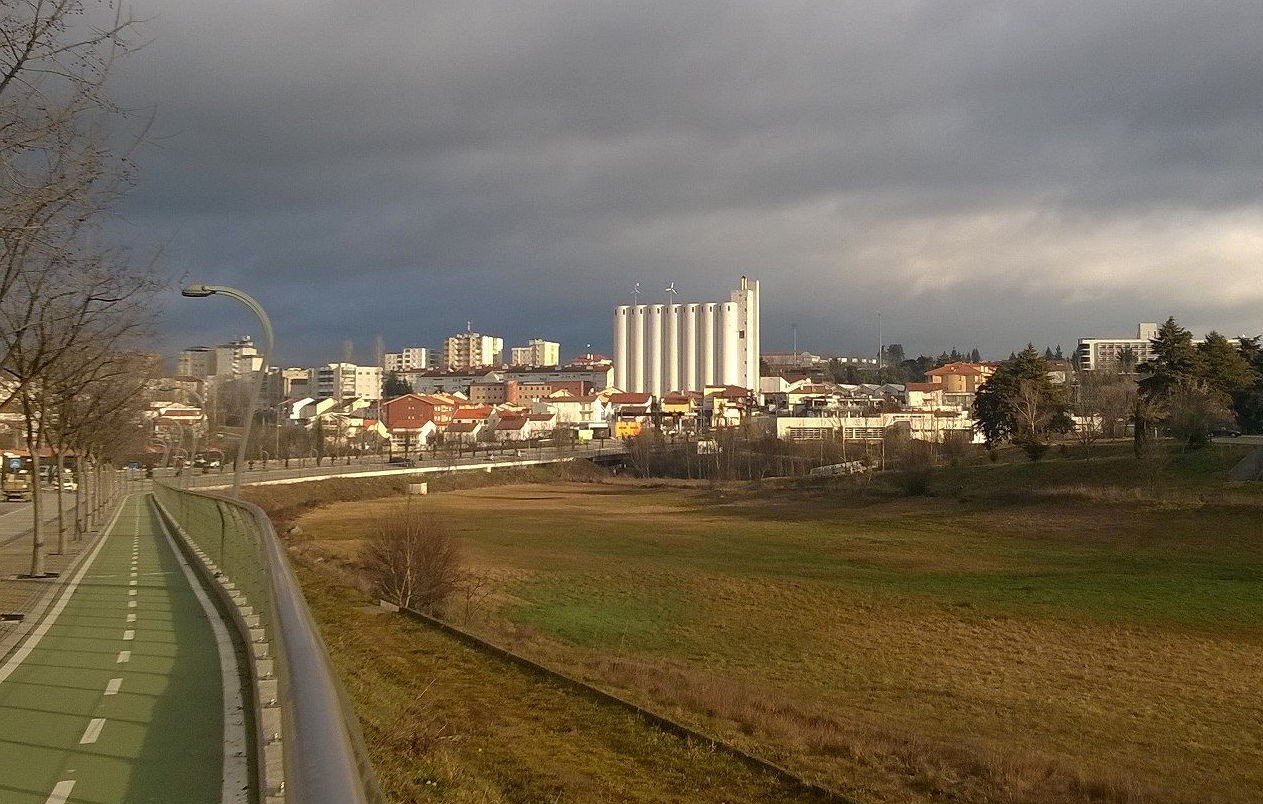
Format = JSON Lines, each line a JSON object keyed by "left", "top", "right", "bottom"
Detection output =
{"left": 182, "top": 284, "right": 274, "bottom": 497}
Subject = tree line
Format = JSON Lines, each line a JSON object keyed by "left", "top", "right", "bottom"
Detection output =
{"left": 971, "top": 317, "right": 1262, "bottom": 460}
{"left": 2, "top": 1, "right": 159, "bottom": 574}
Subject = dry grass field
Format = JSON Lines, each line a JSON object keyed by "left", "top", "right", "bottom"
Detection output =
{"left": 281, "top": 446, "right": 1263, "bottom": 802}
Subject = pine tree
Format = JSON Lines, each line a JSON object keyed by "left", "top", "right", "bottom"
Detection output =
{"left": 1137, "top": 317, "right": 1203, "bottom": 399}
{"left": 972, "top": 345, "right": 1072, "bottom": 459}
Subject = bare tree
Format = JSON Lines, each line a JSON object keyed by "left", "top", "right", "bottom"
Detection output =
{"left": 46, "top": 347, "right": 155, "bottom": 550}
{"left": 2, "top": 2, "right": 154, "bottom": 575}
{"left": 360, "top": 504, "right": 463, "bottom": 615}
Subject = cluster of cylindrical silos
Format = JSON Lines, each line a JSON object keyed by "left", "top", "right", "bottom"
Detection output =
{"left": 613, "top": 277, "right": 760, "bottom": 396}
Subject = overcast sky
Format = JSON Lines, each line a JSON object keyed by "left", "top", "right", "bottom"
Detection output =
{"left": 108, "top": 1, "right": 1263, "bottom": 368}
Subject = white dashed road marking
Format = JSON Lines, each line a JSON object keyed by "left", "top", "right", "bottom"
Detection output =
{"left": 116, "top": 650, "right": 131, "bottom": 663}
{"left": 80, "top": 718, "right": 105, "bottom": 744}
{"left": 122, "top": 630, "right": 135, "bottom": 641}
{"left": 105, "top": 678, "right": 123, "bottom": 695}
{"left": 45, "top": 780, "right": 75, "bottom": 804}
{"left": 126, "top": 613, "right": 136, "bottom": 623}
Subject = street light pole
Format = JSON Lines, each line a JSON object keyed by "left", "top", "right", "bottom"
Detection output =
{"left": 182, "top": 284, "right": 275, "bottom": 498}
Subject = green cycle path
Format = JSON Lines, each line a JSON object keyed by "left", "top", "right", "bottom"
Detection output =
{"left": 0, "top": 494, "right": 248, "bottom": 803}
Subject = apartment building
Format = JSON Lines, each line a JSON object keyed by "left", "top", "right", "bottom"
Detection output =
{"left": 176, "top": 346, "right": 216, "bottom": 378}
{"left": 315, "top": 362, "right": 383, "bottom": 401}
{"left": 443, "top": 331, "right": 503, "bottom": 370}
{"left": 510, "top": 339, "right": 560, "bottom": 367}
{"left": 384, "top": 347, "right": 430, "bottom": 372}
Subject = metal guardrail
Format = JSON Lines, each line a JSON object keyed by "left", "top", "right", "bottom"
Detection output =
{"left": 152, "top": 482, "right": 382, "bottom": 804}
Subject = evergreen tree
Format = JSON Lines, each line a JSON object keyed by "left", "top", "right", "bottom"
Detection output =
{"left": 1197, "top": 332, "right": 1255, "bottom": 398}
{"left": 972, "top": 345, "right": 1073, "bottom": 459}
{"left": 1137, "top": 319, "right": 1253, "bottom": 447}
{"left": 382, "top": 371, "right": 413, "bottom": 398}
{"left": 1043, "top": 347, "right": 1054, "bottom": 360}
{"left": 1137, "top": 317, "right": 1204, "bottom": 399}
{"left": 1231, "top": 337, "right": 1263, "bottom": 434}
{"left": 969, "top": 347, "right": 981, "bottom": 362}
{"left": 1054, "top": 345, "right": 1064, "bottom": 360}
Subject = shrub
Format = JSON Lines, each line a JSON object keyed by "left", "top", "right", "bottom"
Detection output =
{"left": 360, "top": 503, "right": 462, "bottom": 615}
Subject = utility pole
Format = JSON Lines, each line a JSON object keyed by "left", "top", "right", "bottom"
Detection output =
{"left": 876, "top": 312, "right": 882, "bottom": 380}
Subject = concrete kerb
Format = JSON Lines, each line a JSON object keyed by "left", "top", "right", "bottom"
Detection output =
{"left": 393, "top": 604, "right": 856, "bottom": 804}
{"left": 151, "top": 495, "right": 285, "bottom": 802}
{"left": 0, "top": 492, "right": 127, "bottom": 665}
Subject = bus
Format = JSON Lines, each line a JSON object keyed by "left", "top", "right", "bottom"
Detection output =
{"left": 1, "top": 452, "right": 33, "bottom": 501}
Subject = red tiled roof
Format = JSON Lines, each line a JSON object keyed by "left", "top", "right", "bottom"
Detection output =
{"left": 927, "top": 362, "right": 984, "bottom": 376}
{"left": 905, "top": 382, "right": 940, "bottom": 392}
{"left": 608, "top": 392, "right": 652, "bottom": 405}
{"left": 445, "top": 422, "right": 480, "bottom": 433}
{"left": 494, "top": 418, "right": 527, "bottom": 430}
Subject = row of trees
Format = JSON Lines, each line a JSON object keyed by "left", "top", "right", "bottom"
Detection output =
{"left": 3, "top": 2, "right": 158, "bottom": 573}
{"left": 972, "top": 317, "right": 1263, "bottom": 459}
{"left": 1135, "top": 319, "right": 1261, "bottom": 449}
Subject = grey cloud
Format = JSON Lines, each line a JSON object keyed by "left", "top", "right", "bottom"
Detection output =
{"left": 111, "top": 1, "right": 1263, "bottom": 365}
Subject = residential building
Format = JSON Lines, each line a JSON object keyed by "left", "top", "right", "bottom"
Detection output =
{"left": 315, "top": 363, "right": 382, "bottom": 401}
{"left": 214, "top": 337, "right": 265, "bottom": 379}
{"left": 568, "top": 352, "right": 613, "bottom": 369}
{"left": 469, "top": 380, "right": 513, "bottom": 406}
{"left": 443, "top": 330, "right": 503, "bottom": 370}
{"left": 176, "top": 347, "right": 216, "bottom": 378}
{"left": 510, "top": 339, "right": 560, "bottom": 367}
{"left": 404, "top": 365, "right": 612, "bottom": 397}
{"left": 379, "top": 393, "right": 457, "bottom": 432}
{"left": 384, "top": 347, "right": 430, "bottom": 373}
{"left": 925, "top": 362, "right": 993, "bottom": 408}
{"left": 613, "top": 276, "right": 760, "bottom": 396}
{"left": 904, "top": 382, "right": 946, "bottom": 410}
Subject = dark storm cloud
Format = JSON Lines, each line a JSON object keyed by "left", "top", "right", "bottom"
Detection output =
{"left": 113, "top": 1, "right": 1263, "bottom": 365}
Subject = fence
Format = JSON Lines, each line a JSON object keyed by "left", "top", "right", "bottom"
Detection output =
{"left": 152, "top": 482, "right": 381, "bottom": 804}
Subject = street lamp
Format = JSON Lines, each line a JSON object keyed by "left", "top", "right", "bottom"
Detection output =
{"left": 182, "top": 284, "right": 274, "bottom": 497}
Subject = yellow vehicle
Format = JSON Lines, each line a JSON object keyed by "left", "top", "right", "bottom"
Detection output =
{"left": 2, "top": 454, "right": 33, "bottom": 501}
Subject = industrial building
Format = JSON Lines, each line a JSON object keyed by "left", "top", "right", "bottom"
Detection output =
{"left": 613, "top": 276, "right": 760, "bottom": 395}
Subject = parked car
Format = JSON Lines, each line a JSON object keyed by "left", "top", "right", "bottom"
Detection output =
{"left": 61, "top": 477, "right": 78, "bottom": 492}
{"left": 386, "top": 456, "right": 417, "bottom": 467}
{"left": 1210, "top": 427, "right": 1242, "bottom": 438}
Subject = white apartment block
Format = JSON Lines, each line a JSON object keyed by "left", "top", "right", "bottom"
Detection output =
{"left": 613, "top": 276, "right": 760, "bottom": 396}
{"left": 510, "top": 339, "right": 560, "bottom": 367}
{"left": 213, "top": 336, "right": 265, "bottom": 379}
{"left": 315, "top": 362, "right": 383, "bottom": 401}
{"left": 176, "top": 346, "right": 216, "bottom": 378}
{"left": 1076, "top": 323, "right": 1159, "bottom": 371}
{"left": 384, "top": 347, "right": 430, "bottom": 372}
{"left": 443, "top": 332, "right": 503, "bottom": 370}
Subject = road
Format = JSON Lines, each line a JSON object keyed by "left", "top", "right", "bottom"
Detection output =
{"left": 163, "top": 443, "right": 626, "bottom": 490}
